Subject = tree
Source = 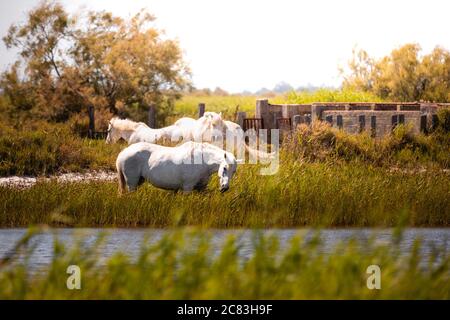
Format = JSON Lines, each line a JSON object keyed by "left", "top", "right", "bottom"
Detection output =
{"left": 1, "top": 1, "right": 191, "bottom": 124}
{"left": 417, "top": 46, "right": 450, "bottom": 102}
{"left": 342, "top": 44, "right": 450, "bottom": 102}
{"left": 341, "top": 47, "right": 374, "bottom": 92}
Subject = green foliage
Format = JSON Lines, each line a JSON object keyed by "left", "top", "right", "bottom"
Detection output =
{"left": 1, "top": 1, "right": 190, "bottom": 123}
{"left": 172, "top": 95, "right": 257, "bottom": 120}
{"left": 1, "top": 160, "right": 449, "bottom": 228}
{"left": 437, "top": 107, "right": 450, "bottom": 133}
{"left": 172, "top": 89, "right": 382, "bottom": 122}
{"left": 0, "top": 118, "right": 448, "bottom": 227}
{"left": 343, "top": 44, "right": 450, "bottom": 102}
{"left": 282, "top": 88, "right": 383, "bottom": 104}
{"left": 286, "top": 121, "right": 450, "bottom": 168}
{"left": 0, "top": 121, "right": 122, "bottom": 176}
{"left": 0, "top": 228, "right": 448, "bottom": 299}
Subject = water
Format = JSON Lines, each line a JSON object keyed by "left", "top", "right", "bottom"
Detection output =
{"left": 0, "top": 228, "right": 448, "bottom": 270}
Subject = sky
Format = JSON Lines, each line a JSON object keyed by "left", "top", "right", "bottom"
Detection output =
{"left": 0, "top": 0, "right": 449, "bottom": 93}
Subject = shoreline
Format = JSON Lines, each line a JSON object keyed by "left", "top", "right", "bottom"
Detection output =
{"left": 0, "top": 170, "right": 117, "bottom": 189}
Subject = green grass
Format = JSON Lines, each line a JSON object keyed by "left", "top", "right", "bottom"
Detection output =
{"left": 173, "top": 95, "right": 257, "bottom": 120}
{"left": 172, "top": 89, "right": 383, "bottom": 121}
{"left": 1, "top": 160, "right": 448, "bottom": 228}
{"left": 0, "top": 115, "right": 448, "bottom": 228}
{"left": 286, "top": 121, "right": 450, "bottom": 168}
{"left": 282, "top": 88, "right": 384, "bottom": 104}
{"left": 0, "top": 122, "right": 123, "bottom": 176}
{"left": 0, "top": 227, "right": 448, "bottom": 299}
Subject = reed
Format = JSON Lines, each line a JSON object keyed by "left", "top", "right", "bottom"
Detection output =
{"left": 0, "top": 228, "right": 448, "bottom": 299}
{"left": 1, "top": 159, "right": 448, "bottom": 228}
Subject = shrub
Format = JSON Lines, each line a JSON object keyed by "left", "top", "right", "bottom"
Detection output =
{"left": 0, "top": 121, "right": 122, "bottom": 176}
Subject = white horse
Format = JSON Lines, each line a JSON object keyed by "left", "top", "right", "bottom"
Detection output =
{"left": 116, "top": 141, "right": 238, "bottom": 193}
{"left": 106, "top": 113, "right": 275, "bottom": 160}
{"left": 105, "top": 118, "right": 168, "bottom": 144}
{"left": 105, "top": 114, "right": 225, "bottom": 144}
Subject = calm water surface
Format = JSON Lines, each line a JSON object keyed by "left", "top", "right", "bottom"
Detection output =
{"left": 0, "top": 228, "right": 448, "bottom": 270}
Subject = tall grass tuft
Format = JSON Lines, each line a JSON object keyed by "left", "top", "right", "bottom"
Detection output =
{"left": 285, "top": 121, "right": 450, "bottom": 168}
{"left": 1, "top": 160, "right": 448, "bottom": 227}
{"left": 0, "top": 121, "right": 123, "bottom": 176}
{"left": 0, "top": 228, "right": 448, "bottom": 299}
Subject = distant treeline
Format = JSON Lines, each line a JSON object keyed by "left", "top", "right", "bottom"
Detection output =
{"left": 0, "top": 2, "right": 449, "bottom": 128}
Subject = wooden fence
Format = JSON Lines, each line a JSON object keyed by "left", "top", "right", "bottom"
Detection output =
{"left": 85, "top": 100, "right": 446, "bottom": 140}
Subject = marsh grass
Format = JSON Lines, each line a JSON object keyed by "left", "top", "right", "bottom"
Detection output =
{"left": 283, "top": 88, "right": 383, "bottom": 104}
{"left": 171, "top": 89, "right": 382, "bottom": 122}
{"left": 0, "top": 227, "right": 448, "bottom": 299}
{"left": 172, "top": 95, "right": 257, "bottom": 121}
{"left": 286, "top": 121, "right": 450, "bottom": 168}
{"left": 1, "top": 160, "right": 448, "bottom": 228}
{"left": 0, "top": 115, "right": 448, "bottom": 228}
{"left": 0, "top": 121, "right": 123, "bottom": 176}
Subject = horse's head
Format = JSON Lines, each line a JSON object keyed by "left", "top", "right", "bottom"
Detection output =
{"left": 105, "top": 118, "right": 121, "bottom": 144}
{"left": 202, "top": 112, "right": 225, "bottom": 143}
{"left": 218, "top": 152, "right": 237, "bottom": 193}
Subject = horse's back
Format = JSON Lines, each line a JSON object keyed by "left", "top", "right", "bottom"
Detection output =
{"left": 128, "top": 125, "right": 159, "bottom": 144}
{"left": 117, "top": 142, "right": 158, "bottom": 167}
{"left": 174, "top": 117, "right": 196, "bottom": 126}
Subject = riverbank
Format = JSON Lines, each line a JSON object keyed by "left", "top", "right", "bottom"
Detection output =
{"left": 0, "top": 171, "right": 116, "bottom": 189}
{"left": 1, "top": 162, "right": 448, "bottom": 228}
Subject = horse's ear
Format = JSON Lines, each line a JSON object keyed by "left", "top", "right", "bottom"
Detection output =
{"left": 219, "top": 112, "right": 222, "bottom": 117}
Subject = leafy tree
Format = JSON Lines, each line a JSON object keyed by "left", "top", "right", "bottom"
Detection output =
{"left": 417, "top": 46, "right": 450, "bottom": 102}
{"left": 1, "top": 0, "right": 191, "bottom": 124}
{"left": 343, "top": 44, "right": 450, "bottom": 102}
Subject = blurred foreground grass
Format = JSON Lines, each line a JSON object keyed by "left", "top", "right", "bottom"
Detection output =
{"left": 0, "top": 227, "right": 448, "bottom": 299}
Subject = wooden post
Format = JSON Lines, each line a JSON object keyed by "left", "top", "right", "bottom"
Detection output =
{"left": 198, "top": 103, "right": 205, "bottom": 118}
{"left": 311, "top": 103, "right": 322, "bottom": 123}
{"left": 88, "top": 106, "right": 95, "bottom": 139}
{"left": 255, "top": 99, "right": 268, "bottom": 118}
{"left": 293, "top": 114, "right": 302, "bottom": 129}
{"left": 236, "top": 112, "right": 246, "bottom": 128}
{"left": 148, "top": 105, "right": 156, "bottom": 128}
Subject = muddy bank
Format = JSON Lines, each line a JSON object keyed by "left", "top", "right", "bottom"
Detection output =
{"left": 0, "top": 171, "right": 117, "bottom": 189}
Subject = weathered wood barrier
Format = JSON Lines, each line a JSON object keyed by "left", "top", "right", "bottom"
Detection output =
{"left": 85, "top": 100, "right": 447, "bottom": 139}
{"left": 248, "top": 99, "right": 448, "bottom": 137}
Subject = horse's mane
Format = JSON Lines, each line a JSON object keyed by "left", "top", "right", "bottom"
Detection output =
{"left": 110, "top": 117, "right": 148, "bottom": 131}
{"left": 203, "top": 112, "right": 224, "bottom": 126}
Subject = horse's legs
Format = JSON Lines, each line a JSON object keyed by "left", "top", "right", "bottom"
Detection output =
{"left": 181, "top": 184, "right": 195, "bottom": 193}
{"left": 125, "top": 174, "right": 142, "bottom": 192}
{"left": 194, "top": 177, "right": 210, "bottom": 192}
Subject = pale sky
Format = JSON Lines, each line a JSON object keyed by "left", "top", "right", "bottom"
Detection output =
{"left": 0, "top": 0, "right": 449, "bottom": 93}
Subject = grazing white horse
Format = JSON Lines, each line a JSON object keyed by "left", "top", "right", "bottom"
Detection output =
{"left": 116, "top": 141, "right": 238, "bottom": 193}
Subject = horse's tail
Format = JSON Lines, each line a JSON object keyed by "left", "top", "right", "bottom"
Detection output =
{"left": 244, "top": 143, "right": 276, "bottom": 160}
{"left": 116, "top": 160, "right": 126, "bottom": 195}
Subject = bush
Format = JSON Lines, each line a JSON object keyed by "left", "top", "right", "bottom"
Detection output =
{"left": 0, "top": 121, "right": 122, "bottom": 176}
{"left": 285, "top": 121, "right": 449, "bottom": 168}
{"left": 437, "top": 107, "right": 450, "bottom": 133}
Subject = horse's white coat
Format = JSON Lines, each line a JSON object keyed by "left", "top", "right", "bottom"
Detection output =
{"left": 107, "top": 112, "right": 275, "bottom": 160}
{"left": 116, "top": 141, "right": 237, "bottom": 193}
{"left": 106, "top": 114, "right": 225, "bottom": 145}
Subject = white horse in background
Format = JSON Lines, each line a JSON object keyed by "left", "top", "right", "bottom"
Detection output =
{"left": 116, "top": 141, "right": 238, "bottom": 193}
{"left": 106, "top": 114, "right": 225, "bottom": 145}
{"left": 105, "top": 118, "right": 167, "bottom": 144}
{"left": 106, "top": 112, "right": 275, "bottom": 160}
